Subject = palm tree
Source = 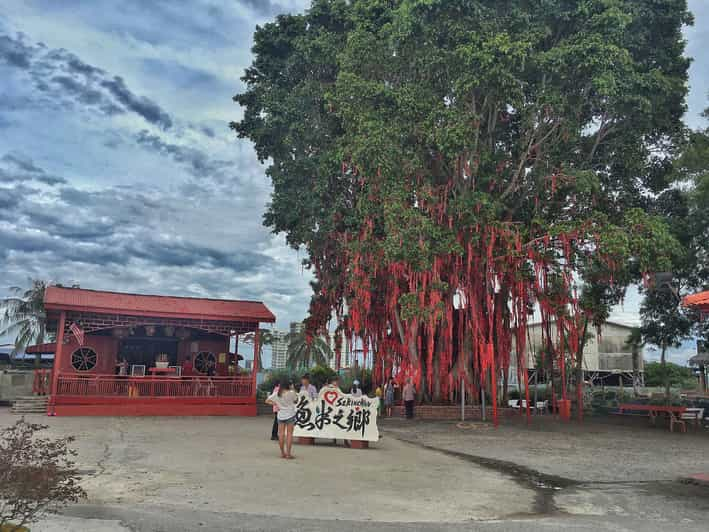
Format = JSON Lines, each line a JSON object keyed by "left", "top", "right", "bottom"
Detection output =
{"left": 286, "top": 328, "right": 332, "bottom": 370}
{"left": 241, "top": 329, "right": 274, "bottom": 370}
{"left": 625, "top": 327, "right": 645, "bottom": 396}
{"left": 0, "top": 280, "right": 48, "bottom": 363}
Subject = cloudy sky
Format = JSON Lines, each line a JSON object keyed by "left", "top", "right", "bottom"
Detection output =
{"left": 0, "top": 1, "right": 707, "bottom": 365}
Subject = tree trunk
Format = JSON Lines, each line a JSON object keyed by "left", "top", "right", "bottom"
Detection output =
{"left": 575, "top": 318, "right": 588, "bottom": 423}
{"left": 631, "top": 345, "right": 640, "bottom": 397}
{"left": 661, "top": 342, "right": 670, "bottom": 404}
{"left": 432, "top": 333, "right": 442, "bottom": 403}
{"left": 502, "top": 366, "right": 509, "bottom": 405}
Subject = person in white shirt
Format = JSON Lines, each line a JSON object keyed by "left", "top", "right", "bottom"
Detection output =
{"left": 351, "top": 379, "right": 363, "bottom": 397}
{"left": 266, "top": 380, "right": 298, "bottom": 459}
{"left": 300, "top": 373, "right": 318, "bottom": 400}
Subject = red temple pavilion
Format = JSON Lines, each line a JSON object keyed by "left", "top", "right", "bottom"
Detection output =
{"left": 42, "top": 286, "right": 275, "bottom": 416}
{"left": 684, "top": 290, "right": 709, "bottom": 318}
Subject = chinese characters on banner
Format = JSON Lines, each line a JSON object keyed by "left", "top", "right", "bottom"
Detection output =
{"left": 293, "top": 388, "right": 380, "bottom": 442}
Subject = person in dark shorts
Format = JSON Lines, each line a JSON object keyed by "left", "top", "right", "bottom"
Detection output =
{"left": 266, "top": 380, "right": 298, "bottom": 459}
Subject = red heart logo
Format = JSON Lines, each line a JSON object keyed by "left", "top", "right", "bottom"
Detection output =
{"left": 324, "top": 390, "right": 338, "bottom": 405}
{"left": 355, "top": 406, "right": 361, "bottom": 411}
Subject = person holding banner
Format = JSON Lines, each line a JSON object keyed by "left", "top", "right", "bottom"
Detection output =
{"left": 300, "top": 373, "right": 317, "bottom": 400}
{"left": 266, "top": 380, "right": 298, "bottom": 459}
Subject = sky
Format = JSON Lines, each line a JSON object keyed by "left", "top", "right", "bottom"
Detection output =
{"left": 0, "top": 1, "right": 707, "bottom": 367}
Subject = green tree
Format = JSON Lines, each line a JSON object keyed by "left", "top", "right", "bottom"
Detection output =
{"left": 643, "top": 361, "right": 695, "bottom": 389}
{"left": 308, "top": 364, "right": 338, "bottom": 390}
{"left": 640, "top": 102, "right": 709, "bottom": 402}
{"left": 234, "top": 1, "right": 692, "bottom": 408}
{"left": 286, "top": 328, "right": 333, "bottom": 370}
{"left": 640, "top": 286, "right": 694, "bottom": 401}
{"left": 0, "top": 280, "right": 48, "bottom": 364}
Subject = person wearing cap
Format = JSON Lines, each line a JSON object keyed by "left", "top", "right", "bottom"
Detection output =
{"left": 351, "top": 379, "right": 363, "bottom": 398}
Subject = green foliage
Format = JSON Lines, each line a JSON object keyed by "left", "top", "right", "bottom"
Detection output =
{"left": 340, "top": 368, "right": 373, "bottom": 394}
{"left": 259, "top": 365, "right": 338, "bottom": 396}
{"left": 0, "top": 280, "right": 48, "bottom": 355}
{"left": 641, "top": 287, "right": 694, "bottom": 351}
{"left": 643, "top": 361, "right": 696, "bottom": 389}
{"left": 308, "top": 364, "right": 338, "bottom": 389}
{"left": 286, "top": 327, "right": 333, "bottom": 369}
{"left": 234, "top": 0, "right": 693, "bottom": 358}
{"left": 259, "top": 369, "right": 298, "bottom": 396}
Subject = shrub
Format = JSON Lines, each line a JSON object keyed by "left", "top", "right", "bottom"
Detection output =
{"left": 0, "top": 419, "right": 85, "bottom": 530}
{"left": 308, "top": 365, "right": 337, "bottom": 390}
{"left": 644, "top": 361, "right": 696, "bottom": 389}
{"left": 258, "top": 369, "right": 298, "bottom": 395}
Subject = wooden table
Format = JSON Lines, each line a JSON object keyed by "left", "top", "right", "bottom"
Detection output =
{"left": 148, "top": 367, "right": 178, "bottom": 375}
{"left": 618, "top": 404, "right": 687, "bottom": 432}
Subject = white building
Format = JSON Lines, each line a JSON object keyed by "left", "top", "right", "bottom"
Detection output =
{"left": 269, "top": 329, "right": 289, "bottom": 370}
{"left": 520, "top": 320, "right": 642, "bottom": 373}
{"left": 269, "top": 322, "right": 306, "bottom": 370}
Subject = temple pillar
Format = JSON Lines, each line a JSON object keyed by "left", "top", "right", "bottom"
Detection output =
{"left": 251, "top": 329, "right": 259, "bottom": 397}
{"left": 48, "top": 311, "right": 66, "bottom": 415}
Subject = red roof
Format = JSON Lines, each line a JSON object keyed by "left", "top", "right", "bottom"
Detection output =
{"left": 683, "top": 290, "right": 709, "bottom": 311}
{"left": 26, "top": 343, "right": 56, "bottom": 354}
{"left": 44, "top": 286, "right": 275, "bottom": 323}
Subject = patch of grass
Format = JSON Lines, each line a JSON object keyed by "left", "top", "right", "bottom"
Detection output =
{"left": 1, "top": 524, "right": 30, "bottom": 532}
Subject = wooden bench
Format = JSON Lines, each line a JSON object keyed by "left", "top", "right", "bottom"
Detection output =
{"left": 618, "top": 404, "right": 688, "bottom": 432}
{"left": 680, "top": 408, "right": 704, "bottom": 430}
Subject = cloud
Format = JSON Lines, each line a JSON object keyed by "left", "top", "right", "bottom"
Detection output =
{"left": 236, "top": 0, "right": 309, "bottom": 18}
{"left": 0, "top": 152, "right": 67, "bottom": 186}
{"left": 0, "top": 32, "right": 35, "bottom": 68}
{"left": 133, "top": 129, "right": 232, "bottom": 184}
{"left": 0, "top": 31, "right": 173, "bottom": 129}
{"left": 100, "top": 76, "right": 173, "bottom": 129}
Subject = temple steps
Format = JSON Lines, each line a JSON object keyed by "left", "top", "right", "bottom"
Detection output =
{"left": 11, "top": 395, "right": 49, "bottom": 415}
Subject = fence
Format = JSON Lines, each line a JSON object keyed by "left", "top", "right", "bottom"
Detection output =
{"left": 55, "top": 374, "right": 253, "bottom": 398}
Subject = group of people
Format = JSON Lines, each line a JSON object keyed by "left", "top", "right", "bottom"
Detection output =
{"left": 265, "top": 373, "right": 418, "bottom": 460}
{"left": 378, "top": 377, "right": 416, "bottom": 419}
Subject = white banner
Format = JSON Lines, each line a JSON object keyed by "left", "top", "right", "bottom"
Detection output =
{"left": 294, "top": 387, "right": 380, "bottom": 442}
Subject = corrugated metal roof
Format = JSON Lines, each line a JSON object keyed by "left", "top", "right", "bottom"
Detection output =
{"left": 683, "top": 290, "right": 709, "bottom": 310}
{"left": 44, "top": 286, "right": 276, "bottom": 323}
{"left": 25, "top": 342, "right": 56, "bottom": 354}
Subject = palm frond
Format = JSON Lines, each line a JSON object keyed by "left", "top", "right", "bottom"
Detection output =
{"left": 0, "top": 279, "right": 48, "bottom": 353}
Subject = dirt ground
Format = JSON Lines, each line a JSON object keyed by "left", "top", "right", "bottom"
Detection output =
{"left": 382, "top": 414, "right": 709, "bottom": 482}
{"left": 1, "top": 408, "right": 707, "bottom": 531}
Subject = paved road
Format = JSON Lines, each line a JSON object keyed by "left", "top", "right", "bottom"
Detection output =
{"left": 38, "top": 503, "right": 709, "bottom": 532}
{"left": 3, "top": 411, "right": 706, "bottom": 531}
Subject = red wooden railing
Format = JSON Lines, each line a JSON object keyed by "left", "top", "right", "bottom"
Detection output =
{"left": 55, "top": 374, "right": 253, "bottom": 398}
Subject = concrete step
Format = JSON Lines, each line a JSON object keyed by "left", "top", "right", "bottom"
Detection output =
{"left": 12, "top": 396, "right": 49, "bottom": 414}
{"left": 15, "top": 395, "right": 49, "bottom": 401}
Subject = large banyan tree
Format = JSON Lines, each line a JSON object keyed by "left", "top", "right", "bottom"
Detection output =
{"left": 234, "top": 0, "right": 692, "bottom": 422}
